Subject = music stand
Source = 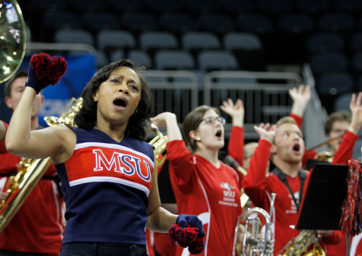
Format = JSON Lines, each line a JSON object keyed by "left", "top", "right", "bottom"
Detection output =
{"left": 296, "top": 162, "right": 349, "bottom": 230}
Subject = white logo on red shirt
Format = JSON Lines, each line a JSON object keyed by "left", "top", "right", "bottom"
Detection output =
{"left": 219, "top": 182, "right": 238, "bottom": 207}
{"left": 286, "top": 192, "right": 300, "bottom": 214}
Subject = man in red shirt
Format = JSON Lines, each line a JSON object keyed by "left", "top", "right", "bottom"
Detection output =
{"left": 290, "top": 90, "right": 362, "bottom": 256}
{"left": 0, "top": 71, "right": 64, "bottom": 256}
{"left": 243, "top": 92, "right": 362, "bottom": 255}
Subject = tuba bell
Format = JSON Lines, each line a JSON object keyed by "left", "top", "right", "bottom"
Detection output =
{"left": 0, "top": 97, "right": 83, "bottom": 233}
{"left": 0, "top": 0, "right": 26, "bottom": 83}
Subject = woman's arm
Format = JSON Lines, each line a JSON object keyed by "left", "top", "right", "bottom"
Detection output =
{"left": 146, "top": 165, "right": 177, "bottom": 232}
{"left": 151, "top": 112, "right": 195, "bottom": 190}
{"left": 146, "top": 166, "right": 204, "bottom": 255}
{"left": 220, "top": 98, "right": 244, "bottom": 128}
{"left": 6, "top": 53, "right": 71, "bottom": 161}
{"left": 220, "top": 98, "right": 245, "bottom": 166}
{"left": 150, "top": 112, "right": 182, "bottom": 141}
{"left": 151, "top": 112, "right": 196, "bottom": 189}
{"left": 5, "top": 87, "right": 74, "bottom": 162}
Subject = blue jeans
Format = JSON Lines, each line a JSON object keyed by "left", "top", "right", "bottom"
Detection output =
{"left": 60, "top": 243, "right": 147, "bottom": 256}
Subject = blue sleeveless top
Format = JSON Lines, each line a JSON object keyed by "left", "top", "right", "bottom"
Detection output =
{"left": 55, "top": 128, "right": 154, "bottom": 245}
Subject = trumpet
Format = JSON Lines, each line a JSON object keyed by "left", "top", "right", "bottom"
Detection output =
{"left": 307, "top": 134, "right": 343, "bottom": 152}
{"left": 307, "top": 134, "right": 344, "bottom": 163}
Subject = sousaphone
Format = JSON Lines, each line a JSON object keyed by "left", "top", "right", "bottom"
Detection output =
{"left": 0, "top": 0, "right": 26, "bottom": 83}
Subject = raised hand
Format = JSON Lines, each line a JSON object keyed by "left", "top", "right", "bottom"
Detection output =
{"left": 349, "top": 92, "right": 362, "bottom": 133}
{"left": 26, "top": 52, "right": 67, "bottom": 93}
{"left": 150, "top": 112, "right": 177, "bottom": 128}
{"left": 253, "top": 123, "right": 276, "bottom": 143}
{"left": 289, "top": 84, "right": 311, "bottom": 104}
{"left": 150, "top": 112, "right": 182, "bottom": 141}
{"left": 289, "top": 84, "right": 311, "bottom": 117}
{"left": 220, "top": 98, "right": 244, "bottom": 127}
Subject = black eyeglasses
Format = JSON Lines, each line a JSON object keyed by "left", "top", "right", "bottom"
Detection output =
{"left": 202, "top": 116, "right": 226, "bottom": 125}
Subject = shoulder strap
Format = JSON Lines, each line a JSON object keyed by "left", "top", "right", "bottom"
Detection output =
{"left": 272, "top": 168, "right": 306, "bottom": 211}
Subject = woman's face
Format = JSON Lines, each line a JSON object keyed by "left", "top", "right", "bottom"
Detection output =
{"left": 93, "top": 66, "right": 141, "bottom": 127}
{"left": 191, "top": 109, "right": 225, "bottom": 151}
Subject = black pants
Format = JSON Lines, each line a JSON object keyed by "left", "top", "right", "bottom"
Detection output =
{"left": 60, "top": 243, "right": 147, "bottom": 256}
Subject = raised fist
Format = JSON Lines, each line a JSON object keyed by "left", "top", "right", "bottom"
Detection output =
{"left": 26, "top": 52, "right": 67, "bottom": 93}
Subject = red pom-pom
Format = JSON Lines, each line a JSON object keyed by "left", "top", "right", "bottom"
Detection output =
{"left": 30, "top": 52, "right": 67, "bottom": 86}
{"left": 168, "top": 224, "right": 204, "bottom": 254}
{"left": 340, "top": 159, "right": 362, "bottom": 235}
{"left": 189, "top": 238, "right": 204, "bottom": 254}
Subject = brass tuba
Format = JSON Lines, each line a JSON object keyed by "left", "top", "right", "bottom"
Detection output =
{"left": 277, "top": 230, "right": 325, "bottom": 256}
{"left": 233, "top": 207, "right": 275, "bottom": 256}
{"left": 0, "top": 97, "right": 83, "bottom": 233}
{"left": 0, "top": 0, "right": 26, "bottom": 83}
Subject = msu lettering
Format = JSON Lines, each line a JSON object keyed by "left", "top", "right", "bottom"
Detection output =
{"left": 223, "top": 190, "right": 235, "bottom": 197}
{"left": 92, "top": 149, "right": 151, "bottom": 181}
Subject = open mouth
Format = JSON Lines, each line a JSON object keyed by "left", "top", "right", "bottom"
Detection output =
{"left": 292, "top": 143, "right": 300, "bottom": 153}
{"left": 113, "top": 98, "right": 128, "bottom": 108}
{"left": 215, "top": 129, "right": 223, "bottom": 138}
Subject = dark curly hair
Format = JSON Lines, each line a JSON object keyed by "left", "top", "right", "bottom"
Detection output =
{"left": 74, "top": 59, "right": 153, "bottom": 140}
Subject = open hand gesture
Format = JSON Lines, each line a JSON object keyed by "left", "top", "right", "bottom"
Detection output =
{"left": 349, "top": 92, "right": 362, "bottom": 132}
{"left": 220, "top": 98, "right": 244, "bottom": 127}
{"left": 253, "top": 123, "right": 276, "bottom": 143}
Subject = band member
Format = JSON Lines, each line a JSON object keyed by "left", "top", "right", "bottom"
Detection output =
{"left": 151, "top": 98, "right": 245, "bottom": 256}
{"left": 5, "top": 53, "right": 204, "bottom": 256}
{"left": 243, "top": 84, "right": 311, "bottom": 172}
{"left": 290, "top": 91, "right": 362, "bottom": 256}
{"left": 243, "top": 91, "right": 362, "bottom": 255}
{"left": 0, "top": 70, "right": 64, "bottom": 256}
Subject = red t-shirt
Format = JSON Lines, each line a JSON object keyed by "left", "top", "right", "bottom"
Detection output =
{"left": 167, "top": 127, "right": 244, "bottom": 256}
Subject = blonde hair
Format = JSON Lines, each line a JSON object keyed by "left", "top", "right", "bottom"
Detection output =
{"left": 275, "top": 116, "right": 297, "bottom": 128}
{"left": 273, "top": 116, "right": 299, "bottom": 144}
